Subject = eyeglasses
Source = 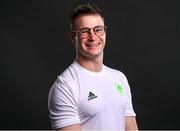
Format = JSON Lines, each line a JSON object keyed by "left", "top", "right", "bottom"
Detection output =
{"left": 74, "top": 25, "right": 107, "bottom": 38}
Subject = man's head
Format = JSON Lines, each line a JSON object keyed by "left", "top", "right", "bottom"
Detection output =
{"left": 69, "top": 3, "right": 106, "bottom": 60}
{"left": 69, "top": 3, "right": 104, "bottom": 31}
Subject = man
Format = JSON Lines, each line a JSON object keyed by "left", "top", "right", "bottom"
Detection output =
{"left": 48, "top": 3, "right": 138, "bottom": 130}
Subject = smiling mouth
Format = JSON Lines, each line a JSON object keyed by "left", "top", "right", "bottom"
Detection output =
{"left": 86, "top": 42, "right": 100, "bottom": 47}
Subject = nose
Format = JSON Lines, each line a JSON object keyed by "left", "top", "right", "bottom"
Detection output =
{"left": 88, "top": 29, "right": 97, "bottom": 41}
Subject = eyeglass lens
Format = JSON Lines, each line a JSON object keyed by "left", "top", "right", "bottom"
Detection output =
{"left": 78, "top": 25, "right": 106, "bottom": 38}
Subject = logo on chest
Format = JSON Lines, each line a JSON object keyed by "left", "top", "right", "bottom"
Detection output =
{"left": 115, "top": 82, "right": 125, "bottom": 96}
{"left": 88, "top": 92, "right": 98, "bottom": 101}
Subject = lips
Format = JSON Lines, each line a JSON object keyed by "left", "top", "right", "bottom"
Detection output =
{"left": 86, "top": 42, "right": 100, "bottom": 47}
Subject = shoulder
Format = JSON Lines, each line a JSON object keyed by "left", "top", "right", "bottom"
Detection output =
{"left": 103, "top": 65, "right": 127, "bottom": 80}
{"left": 103, "top": 65, "right": 132, "bottom": 96}
{"left": 59, "top": 63, "right": 77, "bottom": 82}
{"left": 50, "top": 62, "right": 80, "bottom": 95}
{"left": 49, "top": 63, "right": 80, "bottom": 104}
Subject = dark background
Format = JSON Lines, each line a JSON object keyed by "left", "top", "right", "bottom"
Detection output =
{"left": 0, "top": 0, "right": 179, "bottom": 130}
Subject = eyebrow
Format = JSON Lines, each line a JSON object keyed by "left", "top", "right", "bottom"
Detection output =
{"left": 78, "top": 25, "right": 104, "bottom": 30}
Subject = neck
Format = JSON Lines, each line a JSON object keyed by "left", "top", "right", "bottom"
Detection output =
{"left": 75, "top": 54, "right": 103, "bottom": 72}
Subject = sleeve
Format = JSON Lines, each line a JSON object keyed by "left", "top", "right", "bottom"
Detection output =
{"left": 122, "top": 73, "right": 136, "bottom": 117}
{"left": 48, "top": 77, "right": 80, "bottom": 129}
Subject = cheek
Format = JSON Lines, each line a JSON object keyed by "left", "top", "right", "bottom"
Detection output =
{"left": 99, "top": 35, "right": 106, "bottom": 44}
{"left": 76, "top": 38, "right": 86, "bottom": 49}
{"left": 79, "top": 37, "right": 88, "bottom": 44}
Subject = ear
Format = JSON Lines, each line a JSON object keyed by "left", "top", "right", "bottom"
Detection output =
{"left": 68, "top": 31, "right": 76, "bottom": 43}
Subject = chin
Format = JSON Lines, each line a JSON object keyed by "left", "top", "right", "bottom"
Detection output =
{"left": 87, "top": 51, "right": 103, "bottom": 58}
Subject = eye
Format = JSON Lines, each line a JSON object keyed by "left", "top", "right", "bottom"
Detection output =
{"left": 79, "top": 28, "right": 89, "bottom": 34}
{"left": 94, "top": 26, "right": 103, "bottom": 33}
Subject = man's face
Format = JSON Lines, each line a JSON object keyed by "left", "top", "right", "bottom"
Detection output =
{"left": 73, "top": 15, "right": 106, "bottom": 60}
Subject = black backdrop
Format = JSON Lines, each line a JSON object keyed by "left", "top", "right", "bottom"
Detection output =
{"left": 1, "top": 0, "right": 180, "bottom": 130}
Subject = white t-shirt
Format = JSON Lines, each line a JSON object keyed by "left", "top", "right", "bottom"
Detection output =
{"left": 48, "top": 61, "right": 136, "bottom": 130}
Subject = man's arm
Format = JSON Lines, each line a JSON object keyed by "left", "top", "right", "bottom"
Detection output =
{"left": 125, "top": 116, "right": 138, "bottom": 130}
{"left": 58, "top": 124, "right": 81, "bottom": 131}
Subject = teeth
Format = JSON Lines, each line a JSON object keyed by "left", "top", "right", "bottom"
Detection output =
{"left": 87, "top": 44, "right": 97, "bottom": 47}
{"left": 86, "top": 43, "right": 99, "bottom": 47}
